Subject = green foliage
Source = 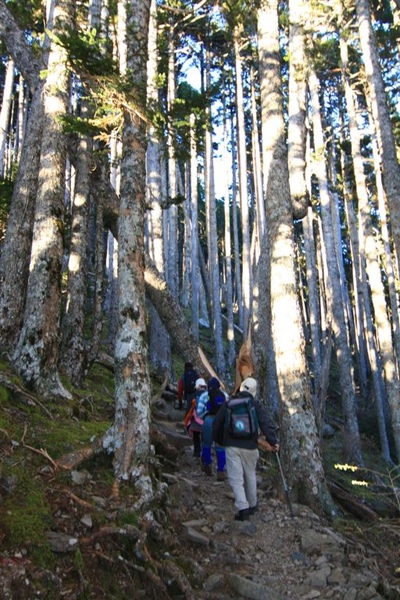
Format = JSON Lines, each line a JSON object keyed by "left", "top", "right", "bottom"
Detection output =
{"left": 309, "top": 35, "right": 340, "bottom": 79}
{"left": 3, "top": 468, "right": 54, "bottom": 568}
{"left": 56, "top": 27, "right": 116, "bottom": 78}
{"left": 58, "top": 115, "right": 103, "bottom": 138}
{"left": 5, "top": 0, "right": 44, "bottom": 33}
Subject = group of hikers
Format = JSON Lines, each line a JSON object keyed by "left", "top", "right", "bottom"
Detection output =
{"left": 177, "top": 362, "right": 280, "bottom": 522}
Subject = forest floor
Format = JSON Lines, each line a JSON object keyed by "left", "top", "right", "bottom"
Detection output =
{"left": 0, "top": 367, "right": 400, "bottom": 599}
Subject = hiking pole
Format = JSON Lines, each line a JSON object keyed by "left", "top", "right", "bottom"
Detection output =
{"left": 275, "top": 452, "right": 294, "bottom": 517}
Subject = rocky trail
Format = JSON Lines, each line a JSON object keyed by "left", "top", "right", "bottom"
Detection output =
{"left": 163, "top": 409, "right": 394, "bottom": 600}
{"left": 1, "top": 399, "right": 400, "bottom": 599}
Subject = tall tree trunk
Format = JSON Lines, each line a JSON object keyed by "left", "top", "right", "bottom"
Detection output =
{"left": 233, "top": 27, "right": 252, "bottom": 337}
{"left": 0, "top": 89, "right": 43, "bottom": 354}
{"left": 204, "top": 43, "right": 226, "bottom": 376}
{"left": 339, "top": 33, "right": 394, "bottom": 460}
{"left": 287, "top": 0, "right": 309, "bottom": 219}
{"left": 221, "top": 103, "right": 236, "bottom": 367}
{"left": 146, "top": 0, "right": 171, "bottom": 372}
{"left": 12, "top": 0, "right": 75, "bottom": 399}
{"left": 0, "top": 1, "right": 44, "bottom": 354}
{"left": 250, "top": 65, "right": 265, "bottom": 260}
{"left": 303, "top": 207, "right": 323, "bottom": 423}
{"left": 0, "top": 57, "right": 14, "bottom": 178}
{"left": 104, "top": 0, "right": 153, "bottom": 505}
{"left": 14, "top": 73, "right": 27, "bottom": 163}
{"left": 165, "top": 26, "right": 179, "bottom": 299}
{"left": 229, "top": 108, "right": 244, "bottom": 332}
{"left": 371, "top": 132, "right": 400, "bottom": 374}
{"left": 0, "top": 1, "right": 42, "bottom": 91}
{"left": 256, "top": 0, "right": 335, "bottom": 515}
{"left": 59, "top": 131, "right": 91, "bottom": 386}
{"left": 189, "top": 113, "right": 200, "bottom": 341}
{"left": 309, "top": 68, "right": 362, "bottom": 465}
{"left": 355, "top": 0, "right": 400, "bottom": 265}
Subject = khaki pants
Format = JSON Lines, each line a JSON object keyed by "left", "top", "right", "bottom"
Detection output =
{"left": 225, "top": 446, "right": 259, "bottom": 511}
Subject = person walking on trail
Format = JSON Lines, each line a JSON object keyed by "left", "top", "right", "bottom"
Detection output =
{"left": 177, "top": 362, "right": 199, "bottom": 410}
{"left": 183, "top": 378, "right": 208, "bottom": 458}
{"left": 212, "top": 377, "right": 279, "bottom": 521}
{"left": 197, "top": 377, "right": 227, "bottom": 480}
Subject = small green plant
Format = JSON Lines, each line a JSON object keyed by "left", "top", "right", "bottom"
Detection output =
{"left": 74, "top": 547, "right": 84, "bottom": 571}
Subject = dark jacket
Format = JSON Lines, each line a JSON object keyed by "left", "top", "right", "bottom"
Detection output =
{"left": 212, "top": 391, "right": 278, "bottom": 450}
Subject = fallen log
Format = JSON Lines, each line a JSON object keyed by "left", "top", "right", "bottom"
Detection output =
{"left": 328, "top": 480, "right": 379, "bottom": 522}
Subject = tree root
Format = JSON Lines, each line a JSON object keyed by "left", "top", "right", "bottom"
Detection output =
{"left": 0, "top": 372, "right": 53, "bottom": 418}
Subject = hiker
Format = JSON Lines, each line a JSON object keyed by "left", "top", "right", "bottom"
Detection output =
{"left": 177, "top": 362, "right": 199, "bottom": 410}
{"left": 197, "top": 376, "right": 227, "bottom": 480}
{"left": 212, "top": 377, "right": 279, "bottom": 521}
{"left": 183, "top": 377, "right": 208, "bottom": 458}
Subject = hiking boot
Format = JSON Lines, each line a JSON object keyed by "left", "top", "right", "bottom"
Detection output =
{"left": 234, "top": 509, "right": 250, "bottom": 521}
{"left": 216, "top": 470, "right": 226, "bottom": 481}
{"left": 248, "top": 504, "right": 259, "bottom": 515}
{"left": 201, "top": 464, "right": 212, "bottom": 476}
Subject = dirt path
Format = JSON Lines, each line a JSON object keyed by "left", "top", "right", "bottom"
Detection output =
{"left": 162, "top": 416, "right": 390, "bottom": 600}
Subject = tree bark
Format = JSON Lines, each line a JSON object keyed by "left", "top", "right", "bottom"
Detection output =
{"left": 204, "top": 41, "right": 226, "bottom": 376}
{"left": 287, "top": 0, "right": 309, "bottom": 219}
{"left": 12, "top": 0, "right": 75, "bottom": 399}
{"left": 0, "top": 0, "right": 42, "bottom": 92}
{"left": 103, "top": 0, "right": 153, "bottom": 505}
{"left": 256, "top": 0, "right": 335, "bottom": 515}
{"left": 234, "top": 27, "right": 252, "bottom": 337}
{"left": 355, "top": 0, "right": 400, "bottom": 266}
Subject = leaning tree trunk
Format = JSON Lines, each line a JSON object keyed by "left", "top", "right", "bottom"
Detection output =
{"left": 98, "top": 163, "right": 212, "bottom": 380}
{"left": 12, "top": 0, "right": 75, "bottom": 400}
{"left": 256, "top": 0, "right": 335, "bottom": 516}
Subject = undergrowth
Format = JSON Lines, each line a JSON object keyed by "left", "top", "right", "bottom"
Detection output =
{"left": 0, "top": 354, "right": 400, "bottom": 591}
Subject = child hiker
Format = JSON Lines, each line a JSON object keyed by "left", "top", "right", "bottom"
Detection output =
{"left": 197, "top": 377, "right": 227, "bottom": 480}
{"left": 183, "top": 378, "right": 207, "bottom": 458}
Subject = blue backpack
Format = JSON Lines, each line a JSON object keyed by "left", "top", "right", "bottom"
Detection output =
{"left": 207, "top": 389, "right": 225, "bottom": 415}
{"left": 225, "top": 396, "right": 259, "bottom": 439}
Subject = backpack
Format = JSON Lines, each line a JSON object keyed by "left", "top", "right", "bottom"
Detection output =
{"left": 225, "top": 395, "right": 259, "bottom": 439}
{"left": 183, "top": 369, "right": 198, "bottom": 396}
{"left": 207, "top": 389, "right": 225, "bottom": 416}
